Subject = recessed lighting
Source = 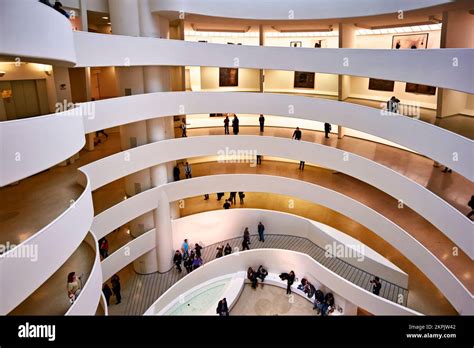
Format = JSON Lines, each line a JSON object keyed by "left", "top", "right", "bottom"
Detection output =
{"left": 102, "top": 16, "right": 108, "bottom": 20}
{"left": 107, "top": 22, "right": 111, "bottom": 25}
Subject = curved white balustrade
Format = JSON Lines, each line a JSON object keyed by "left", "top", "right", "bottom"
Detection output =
{"left": 0, "top": 175, "right": 94, "bottom": 315}
{"left": 84, "top": 136, "right": 473, "bottom": 259}
{"left": 145, "top": 249, "right": 419, "bottom": 316}
{"left": 86, "top": 173, "right": 473, "bottom": 315}
{"left": 0, "top": 1, "right": 76, "bottom": 66}
{"left": 101, "top": 229, "right": 155, "bottom": 282}
{"left": 74, "top": 32, "right": 474, "bottom": 94}
{"left": 2, "top": 91, "right": 471, "bottom": 186}
{"left": 66, "top": 233, "right": 103, "bottom": 316}
{"left": 81, "top": 92, "right": 473, "bottom": 181}
{"left": 0, "top": 110, "right": 86, "bottom": 186}
{"left": 151, "top": 0, "right": 451, "bottom": 20}
{"left": 172, "top": 209, "right": 409, "bottom": 288}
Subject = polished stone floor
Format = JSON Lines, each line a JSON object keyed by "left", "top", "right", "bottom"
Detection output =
{"left": 231, "top": 284, "right": 316, "bottom": 316}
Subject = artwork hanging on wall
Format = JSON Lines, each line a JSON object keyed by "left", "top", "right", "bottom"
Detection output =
{"left": 392, "top": 33, "right": 429, "bottom": 49}
{"left": 294, "top": 71, "right": 315, "bottom": 88}
{"left": 368, "top": 78, "right": 395, "bottom": 92}
{"left": 405, "top": 83, "right": 436, "bottom": 95}
{"left": 219, "top": 68, "right": 239, "bottom": 87}
{"left": 290, "top": 41, "right": 302, "bottom": 47}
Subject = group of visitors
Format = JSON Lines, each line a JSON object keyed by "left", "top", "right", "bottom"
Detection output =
{"left": 102, "top": 274, "right": 121, "bottom": 306}
{"left": 39, "top": 0, "right": 70, "bottom": 18}
{"left": 387, "top": 96, "right": 401, "bottom": 113}
{"left": 173, "top": 162, "right": 192, "bottom": 181}
{"left": 98, "top": 237, "right": 109, "bottom": 259}
{"left": 240, "top": 223, "right": 266, "bottom": 250}
{"left": 173, "top": 239, "right": 204, "bottom": 273}
{"left": 313, "top": 289, "right": 335, "bottom": 316}
{"left": 247, "top": 265, "right": 269, "bottom": 289}
{"left": 223, "top": 114, "right": 240, "bottom": 135}
{"left": 222, "top": 192, "right": 246, "bottom": 209}
{"left": 215, "top": 243, "right": 233, "bottom": 258}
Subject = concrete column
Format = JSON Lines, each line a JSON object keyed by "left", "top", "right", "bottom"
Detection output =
{"left": 109, "top": 0, "right": 157, "bottom": 273}
{"left": 139, "top": 1, "right": 179, "bottom": 271}
{"left": 259, "top": 24, "right": 265, "bottom": 92}
{"left": 337, "top": 23, "right": 357, "bottom": 139}
{"left": 436, "top": 9, "right": 473, "bottom": 119}
{"left": 155, "top": 190, "right": 174, "bottom": 272}
{"left": 79, "top": 0, "right": 88, "bottom": 32}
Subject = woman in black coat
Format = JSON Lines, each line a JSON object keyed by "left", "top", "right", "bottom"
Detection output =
{"left": 232, "top": 115, "right": 239, "bottom": 135}
{"left": 216, "top": 298, "right": 229, "bottom": 316}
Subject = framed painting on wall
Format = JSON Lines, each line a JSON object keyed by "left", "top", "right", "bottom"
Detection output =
{"left": 294, "top": 71, "right": 315, "bottom": 88}
{"left": 392, "top": 33, "right": 429, "bottom": 49}
{"left": 405, "top": 83, "right": 436, "bottom": 95}
{"left": 368, "top": 78, "right": 395, "bottom": 92}
{"left": 219, "top": 68, "right": 239, "bottom": 87}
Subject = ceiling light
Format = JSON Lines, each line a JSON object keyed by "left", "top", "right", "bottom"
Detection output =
{"left": 102, "top": 16, "right": 108, "bottom": 20}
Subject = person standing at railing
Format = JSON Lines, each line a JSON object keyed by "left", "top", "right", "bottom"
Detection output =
{"left": 292, "top": 127, "right": 302, "bottom": 140}
{"left": 224, "top": 116, "right": 230, "bottom": 134}
{"left": 53, "top": 1, "right": 70, "bottom": 18}
{"left": 102, "top": 284, "right": 112, "bottom": 306}
{"left": 224, "top": 243, "right": 232, "bottom": 255}
{"left": 324, "top": 122, "right": 332, "bottom": 138}
{"left": 39, "top": 0, "right": 52, "bottom": 7}
{"left": 242, "top": 227, "right": 251, "bottom": 251}
{"left": 259, "top": 114, "right": 265, "bottom": 133}
{"left": 232, "top": 114, "right": 240, "bottom": 135}
{"left": 173, "top": 250, "right": 183, "bottom": 272}
{"left": 257, "top": 222, "right": 265, "bottom": 242}
{"left": 173, "top": 165, "right": 180, "bottom": 181}
{"left": 180, "top": 118, "right": 190, "bottom": 137}
{"left": 111, "top": 274, "right": 121, "bottom": 304}
{"left": 370, "top": 276, "right": 381, "bottom": 296}
{"left": 184, "top": 162, "right": 192, "bottom": 178}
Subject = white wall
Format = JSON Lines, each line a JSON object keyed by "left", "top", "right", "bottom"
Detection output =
{"left": 78, "top": 92, "right": 473, "bottom": 181}
{"left": 82, "top": 135, "right": 472, "bottom": 258}
{"left": 171, "top": 209, "right": 409, "bottom": 287}
{"left": 73, "top": 32, "right": 474, "bottom": 94}
{"left": 145, "top": 249, "right": 420, "bottom": 316}
{"left": 150, "top": 0, "right": 451, "bottom": 20}
{"left": 0, "top": 108, "right": 86, "bottom": 186}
